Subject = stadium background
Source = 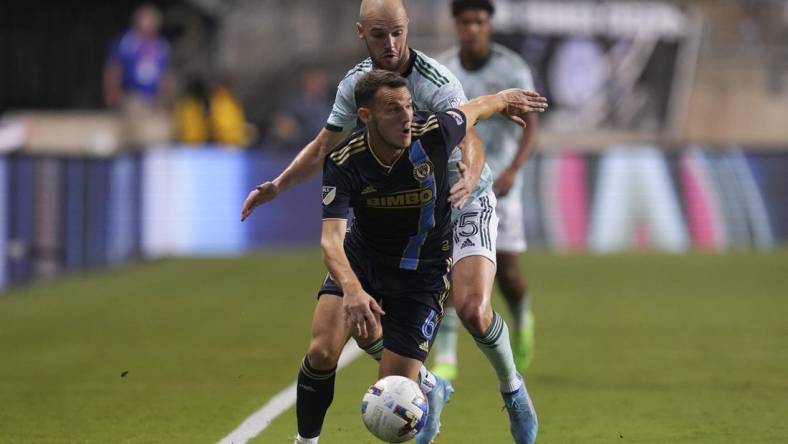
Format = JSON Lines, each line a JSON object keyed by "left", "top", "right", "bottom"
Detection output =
{"left": 1, "top": 0, "right": 787, "bottom": 443}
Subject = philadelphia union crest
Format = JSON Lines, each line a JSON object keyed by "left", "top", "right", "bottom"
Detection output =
{"left": 413, "top": 161, "right": 434, "bottom": 181}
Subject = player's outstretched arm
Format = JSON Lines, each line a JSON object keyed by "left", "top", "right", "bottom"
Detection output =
{"left": 321, "top": 219, "right": 385, "bottom": 339}
{"left": 240, "top": 128, "right": 350, "bottom": 221}
{"left": 458, "top": 89, "right": 548, "bottom": 129}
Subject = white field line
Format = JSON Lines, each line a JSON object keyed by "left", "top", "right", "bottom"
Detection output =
{"left": 218, "top": 342, "right": 364, "bottom": 444}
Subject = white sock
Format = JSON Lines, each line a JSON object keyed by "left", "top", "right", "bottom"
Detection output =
{"left": 419, "top": 366, "right": 437, "bottom": 394}
{"left": 433, "top": 307, "right": 459, "bottom": 365}
{"left": 295, "top": 434, "right": 319, "bottom": 444}
{"left": 472, "top": 312, "right": 522, "bottom": 393}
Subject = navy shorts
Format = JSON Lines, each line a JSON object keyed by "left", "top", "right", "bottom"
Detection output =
{"left": 318, "top": 251, "right": 451, "bottom": 362}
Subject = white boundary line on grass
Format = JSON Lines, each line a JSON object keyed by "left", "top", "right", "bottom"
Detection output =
{"left": 218, "top": 342, "right": 364, "bottom": 444}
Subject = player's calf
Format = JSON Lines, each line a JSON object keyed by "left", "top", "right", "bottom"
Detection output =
{"left": 296, "top": 337, "right": 345, "bottom": 441}
{"left": 295, "top": 294, "right": 350, "bottom": 442}
{"left": 496, "top": 253, "right": 534, "bottom": 370}
{"left": 296, "top": 355, "right": 336, "bottom": 441}
{"left": 496, "top": 253, "right": 527, "bottom": 305}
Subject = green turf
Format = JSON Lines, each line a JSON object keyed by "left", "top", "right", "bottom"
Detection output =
{"left": 1, "top": 251, "right": 787, "bottom": 443}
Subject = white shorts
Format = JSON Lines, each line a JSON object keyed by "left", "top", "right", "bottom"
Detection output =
{"left": 452, "top": 190, "right": 499, "bottom": 265}
{"left": 495, "top": 189, "right": 527, "bottom": 253}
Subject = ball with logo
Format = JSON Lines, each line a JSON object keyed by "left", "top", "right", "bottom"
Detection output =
{"left": 361, "top": 375, "right": 429, "bottom": 442}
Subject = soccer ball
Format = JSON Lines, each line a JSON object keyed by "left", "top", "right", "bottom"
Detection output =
{"left": 361, "top": 375, "right": 429, "bottom": 443}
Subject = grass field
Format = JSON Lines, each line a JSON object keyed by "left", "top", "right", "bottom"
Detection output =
{"left": 1, "top": 250, "right": 787, "bottom": 443}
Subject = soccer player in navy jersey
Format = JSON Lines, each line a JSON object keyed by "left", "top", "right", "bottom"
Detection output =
{"left": 239, "top": 1, "right": 547, "bottom": 443}
{"left": 310, "top": 69, "right": 545, "bottom": 444}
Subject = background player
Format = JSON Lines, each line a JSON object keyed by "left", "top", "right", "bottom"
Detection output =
{"left": 316, "top": 69, "right": 544, "bottom": 444}
{"left": 432, "top": 0, "right": 540, "bottom": 379}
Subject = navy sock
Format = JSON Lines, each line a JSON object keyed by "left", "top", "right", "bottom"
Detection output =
{"left": 296, "top": 356, "right": 336, "bottom": 439}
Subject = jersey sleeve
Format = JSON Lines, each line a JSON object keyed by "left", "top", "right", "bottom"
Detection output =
{"left": 325, "top": 77, "right": 358, "bottom": 132}
{"left": 435, "top": 109, "right": 468, "bottom": 154}
{"left": 427, "top": 74, "right": 469, "bottom": 111}
{"left": 321, "top": 158, "right": 353, "bottom": 219}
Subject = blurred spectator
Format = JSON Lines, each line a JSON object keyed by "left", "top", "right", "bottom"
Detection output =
{"left": 175, "top": 77, "right": 210, "bottom": 144}
{"left": 175, "top": 75, "right": 249, "bottom": 147}
{"left": 103, "top": 4, "right": 173, "bottom": 109}
{"left": 264, "top": 67, "right": 332, "bottom": 151}
{"left": 262, "top": 114, "right": 301, "bottom": 153}
{"left": 103, "top": 4, "right": 175, "bottom": 147}
{"left": 210, "top": 78, "right": 249, "bottom": 146}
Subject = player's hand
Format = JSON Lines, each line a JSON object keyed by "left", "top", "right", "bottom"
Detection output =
{"left": 493, "top": 169, "right": 517, "bottom": 197}
{"left": 240, "top": 181, "right": 279, "bottom": 221}
{"left": 449, "top": 161, "right": 474, "bottom": 209}
{"left": 498, "top": 89, "right": 548, "bottom": 128}
{"left": 343, "top": 289, "right": 385, "bottom": 339}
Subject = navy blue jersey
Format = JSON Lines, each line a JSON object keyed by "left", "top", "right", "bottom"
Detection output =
{"left": 322, "top": 109, "right": 468, "bottom": 271}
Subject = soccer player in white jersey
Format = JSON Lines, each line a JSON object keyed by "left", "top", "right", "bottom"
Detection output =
{"left": 240, "top": 1, "right": 540, "bottom": 443}
{"left": 432, "top": 0, "right": 540, "bottom": 379}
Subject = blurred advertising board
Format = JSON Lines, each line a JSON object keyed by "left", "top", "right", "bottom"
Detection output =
{"left": 492, "top": 0, "right": 700, "bottom": 134}
{"left": 2, "top": 145, "right": 787, "bottom": 291}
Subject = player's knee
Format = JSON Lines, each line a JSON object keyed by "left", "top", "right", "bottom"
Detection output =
{"left": 458, "top": 301, "right": 491, "bottom": 336}
{"left": 306, "top": 341, "right": 341, "bottom": 370}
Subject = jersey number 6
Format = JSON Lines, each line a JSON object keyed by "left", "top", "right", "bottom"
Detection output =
{"left": 421, "top": 309, "right": 438, "bottom": 340}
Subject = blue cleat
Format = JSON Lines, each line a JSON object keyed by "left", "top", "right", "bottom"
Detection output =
{"left": 502, "top": 374, "right": 538, "bottom": 444}
{"left": 416, "top": 375, "right": 454, "bottom": 444}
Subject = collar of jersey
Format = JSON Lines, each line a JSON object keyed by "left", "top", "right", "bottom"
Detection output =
{"left": 366, "top": 131, "right": 407, "bottom": 173}
{"left": 460, "top": 48, "right": 494, "bottom": 73}
{"left": 401, "top": 48, "right": 417, "bottom": 77}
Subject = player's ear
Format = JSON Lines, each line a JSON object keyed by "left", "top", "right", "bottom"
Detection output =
{"left": 356, "top": 22, "right": 364, "bottom": 40}
{"left": 358, "top": 107, "right": 371, "bottom": 125}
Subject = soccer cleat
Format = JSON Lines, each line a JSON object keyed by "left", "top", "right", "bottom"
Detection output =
{"left": 430, "top": 361, "right": 458, "bottom": 381}
{"left": 501, "top": 374, "right": 538, "bottom": 444}
{"left": 415, "top": 375, "right": 454, "bottom": 444}
{"left": 513, "top": 310, "right": 535, "bottom": 372}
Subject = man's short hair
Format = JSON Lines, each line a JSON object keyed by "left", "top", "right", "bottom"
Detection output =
{"left": 452, "top": 0, "right": 495, "bottom": 16}
{"left": 354, "top": 69, "right": 408, "bottom": 108}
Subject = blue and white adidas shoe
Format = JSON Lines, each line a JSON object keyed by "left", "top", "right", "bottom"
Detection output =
{"left": 415, "top": 375, "right": 454, "bottom": 444}
{"left": 502, "top": 374, "right": 538, "bottom": 444}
